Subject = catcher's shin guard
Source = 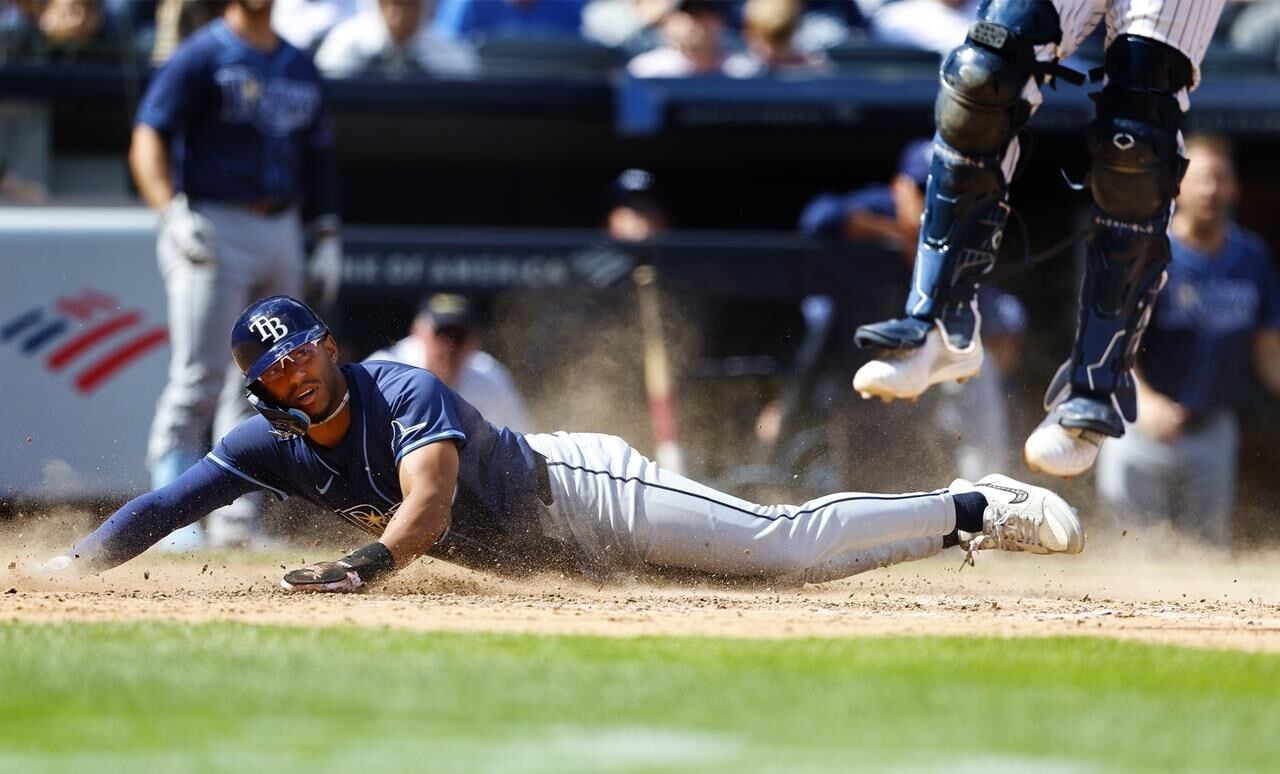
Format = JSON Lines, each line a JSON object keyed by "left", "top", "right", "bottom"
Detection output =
{"left": 857, "top": 5, "right": 1065, "bottom": 351}
{"left": 1056, "top": 35, "right": 1193, "bottom": 437}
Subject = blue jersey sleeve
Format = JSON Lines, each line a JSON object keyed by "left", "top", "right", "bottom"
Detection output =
{"left": 206, "top": 417, "right": 294, "bottom": 500}
{"left": 135, "top": 40, "right": 207, "bottom": 136}
{"left": 385, "top": 369, "right": 468, "bottom": 464}
{"left": 69, "top": 458, "right": 257, "bottom": 571}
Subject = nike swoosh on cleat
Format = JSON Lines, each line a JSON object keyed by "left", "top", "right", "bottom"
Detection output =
{"left": 316, "top": 475, "right": 334, "bottom": 495}
{"left": 976, "top": 482, "right": 1029, "bottom": 504}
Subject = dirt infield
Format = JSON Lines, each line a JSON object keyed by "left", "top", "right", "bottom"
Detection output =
{"left": 3, "top": 519, "right": 1279, "bottom": 653}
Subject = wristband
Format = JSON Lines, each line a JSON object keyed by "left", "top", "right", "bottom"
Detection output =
{"left": 337, "top": 541, "right": 397, "bottom": 584}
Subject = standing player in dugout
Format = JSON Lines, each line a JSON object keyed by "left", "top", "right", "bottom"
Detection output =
{"left": 130, "top": 0, "right": 342, "bottom": 548}
{"left": 40, "top": 296, "right": 1082, "bottom": 591}
{"left": 850, "top": 0, "right": 1226, "bottom": 478}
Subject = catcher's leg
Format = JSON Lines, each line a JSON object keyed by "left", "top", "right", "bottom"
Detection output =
{"left": 853, "top": 1, "right": 1069, "bottom": 402}
{"left": 1025, "top": 34, "right": 1197, "bottom": 477}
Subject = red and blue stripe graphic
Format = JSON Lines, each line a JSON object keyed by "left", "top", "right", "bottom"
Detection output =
{"left": 2, "top": 290, "right": 167, "bottom": 395}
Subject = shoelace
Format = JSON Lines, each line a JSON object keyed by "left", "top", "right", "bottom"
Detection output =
{"left": 959, "top": 505, "right": 1041, "bottom": 569}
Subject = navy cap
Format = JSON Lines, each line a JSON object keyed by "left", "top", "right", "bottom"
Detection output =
{"left": 897, "top": 139, "right": 934, "bottom": 189}
{"left": 610, "top": 168, "right": 666, "bottom": 214}
{"left": 416, "top": 293, "right": 475, "bottom": 330}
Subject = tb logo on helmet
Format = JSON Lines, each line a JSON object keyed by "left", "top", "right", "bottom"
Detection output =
{"left": 248, "top": 315, "right": 290, "bottom": 343}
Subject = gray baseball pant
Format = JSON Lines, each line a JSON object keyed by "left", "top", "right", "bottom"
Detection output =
{"left": 1095, "top": 409, "right": 1238, "bottom": 546}
{"left": 525, "top": 432, "right": 952, "bottom": 583}
{"left": 147, "top": 201, "right": 303, "bottom": 543}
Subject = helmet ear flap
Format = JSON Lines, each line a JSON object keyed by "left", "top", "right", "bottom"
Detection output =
{"left": 246, "top": 390, "right": 311, "bottom": 439}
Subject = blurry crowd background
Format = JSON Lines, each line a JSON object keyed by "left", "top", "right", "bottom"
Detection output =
{"left": 4, "top": 0, "right": 1280, "bottom": 550}
{"left": 4, "top": 0, "right": 1280, "bottom": 77}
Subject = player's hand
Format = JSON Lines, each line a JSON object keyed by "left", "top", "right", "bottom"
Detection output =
{"left": 280, "top": 561, "right": 363, "bottom": 593}
{"left": 307, "top": 234, "right": 343, "bottom": 309}
{"left": 161, "top": 194, "right": 218, "bottom": 264}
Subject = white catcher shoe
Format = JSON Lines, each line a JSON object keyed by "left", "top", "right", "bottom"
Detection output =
{"left": 1023, "top": 406, "right": 1109, "bottom": 478}
{"left": 950, "top": 473, "right": 1085, "bottom": 563}
{"left": 852, "top": 321, "right": 983, "bottom": 402}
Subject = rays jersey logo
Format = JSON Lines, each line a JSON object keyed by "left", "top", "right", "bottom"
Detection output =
{"left": 391, "top": 419, "right": 431, "bottom": 446}
{"left": 337, "top": 502, "right": 400, "bottom": 535}
{"left": 215, "top": 66, "right": 321, "bottom": 137}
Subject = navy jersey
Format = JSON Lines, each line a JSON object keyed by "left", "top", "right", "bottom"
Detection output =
{"left": 1139, "top": 226, "right": 1280, "bottom": 417}
{"left": 73, "top": 362, "right": 558, "bottom": 572}
{"left": 210, "top": 361, "right": 553, "bottom": 567}
{"left": 136, "top": 19, "right": 338, "bottom": 214}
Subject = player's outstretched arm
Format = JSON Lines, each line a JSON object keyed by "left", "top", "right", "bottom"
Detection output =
{"left": 280, "top": 441, "right": 459, "bottom": 592}
{"left": 41, "top": 459, "right": 257, "bottom": 575}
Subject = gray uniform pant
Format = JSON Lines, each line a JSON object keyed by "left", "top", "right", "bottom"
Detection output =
{"left": 146, "top": 201, "right": 303, "bottom": 541}
{"left": 1095, "top": 409, "right": 1238, "bottom": 546}
{"left": 525, "top": 432, "right": 952, "bottom": 583}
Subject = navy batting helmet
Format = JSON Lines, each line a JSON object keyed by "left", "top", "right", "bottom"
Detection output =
{"left": 231, "top": 295, "right": 329, "bottom": 388}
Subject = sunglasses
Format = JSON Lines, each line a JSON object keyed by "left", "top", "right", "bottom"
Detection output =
{"left": 259, "top": 340, "right": 323, "bottom": 387}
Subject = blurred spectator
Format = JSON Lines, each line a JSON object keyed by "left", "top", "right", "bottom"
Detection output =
{"left": 606, "top": 167, "right": 668, "bottom": 242}
{"left": 791, "top": 0, "right": 867, "bottom": 53}
{"left": 272, "top": 0, "right": 360, "bottom": 51}
{"left": 1229, "top": 0, "right": 1280, "bottom": 68}
{"left": 151, "top": 0, "right": 225, "bottom": 63}
{"left": 103, "top": 0, "right": 157, "bottom": 56}
{"left": 1, "top": 0, "right": 122, "bottom": 62}
{"left": 1096, "top": 135, "right": 1280, "bottom": 547}
{"left": 871, "top": 0, "right": 974, "bottom": 57}
{"left": 432, "top": 0, "right": 585, "bottom": 42}
{"left": 0, "top": 159, "right": 49, "bottom": 203}
{"left": 800, "top": 138, "right": 1027, "bottom": 479}
{"left": 316, "top": 0, "right": 478, "bottom": 77}
{"left": 39, "top": 0, "right": 104, "bottom": 44}
{"left": 724, "top": 0, "right": 831, "bottom": 77}
{"left": 582, "top": 0, "right": 663, "bottom": 54}
{"left": 0, "top": 0, "right": 39, "bottom": 61}
{"left": 366, "top": 293, "right": 531, "bottom": 431}
{"left": 561, "top": 167, "right": 665, "bottom": 293}
{"left": 626, "top": 0, "right": 732, "bottom": 76}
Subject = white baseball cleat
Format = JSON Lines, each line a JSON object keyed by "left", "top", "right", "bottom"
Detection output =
{"left": 1023, "top": 412, "right": 1108, "bottom": 478}
{"left": 950, "top": 473, "right": 1085, "bottom": 562}
{"left": 852, "top": 323, "right": 983, "bottom": 402}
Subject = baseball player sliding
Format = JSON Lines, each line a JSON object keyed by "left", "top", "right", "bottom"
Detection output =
{"left": 851, "top": 0, "right": 1225, "bottom": 478}
{"left": 130, "top": 0, "right": 341, "bottom": 548}
{"left": 42, "top": 296, "right": 1082, "bottom": 590}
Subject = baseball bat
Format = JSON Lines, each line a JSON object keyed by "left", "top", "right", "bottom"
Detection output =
{"left": 633, "top": 265, "right": 685, "bottom": 475}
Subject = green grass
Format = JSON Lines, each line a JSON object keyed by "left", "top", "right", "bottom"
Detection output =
{"left": 0, "top": 622, "right": 1277, "bottom": 773}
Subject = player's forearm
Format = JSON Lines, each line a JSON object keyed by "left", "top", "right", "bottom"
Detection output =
{"left": 378, "top": 492, "right": 453, "bottom": 567}
{"left": 69, "top": 491, "right": 186, "bottom": 571}
{"left": 68, "top": 460, "right": 252, "bottom": 573}
{"left": 128, "top": 124, "right": 175, "bottom": 210}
